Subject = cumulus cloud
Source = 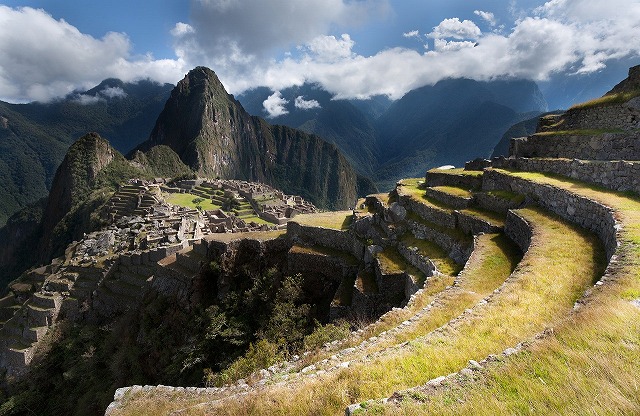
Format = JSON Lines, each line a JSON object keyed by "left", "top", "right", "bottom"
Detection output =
{"left": 263, "top": 91, "right": 289, "bottom": 117}
{"left": 0, "top": 6, "right": 186, "bottom": 102}
{"left": 403, "top": 30, "right": 420, "bottom": 39}
{"left": 433, "top": 39, "right": 476, "bottom": 52}
{"left": 304, "top": 34, "right": 354, "bottom": 62}
{"left": 428, "top": 18, "right": 482, "bottom": 40}
{"left": 474, "top": 10, "right": 497, "bottom": 27}
{"left": 294, "top": 96, "right": 321, "bottom": 110}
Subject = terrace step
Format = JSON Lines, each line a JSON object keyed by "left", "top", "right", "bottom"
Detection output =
{"left": 424, "top": 186, "right": 474, "bottom": 209}
{"left": 425, "top": 168, "right": 483, "bottom": 189}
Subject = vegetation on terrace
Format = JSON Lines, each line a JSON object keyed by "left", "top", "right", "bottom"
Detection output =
{"left": 292, "top": 211, "right": 353, "bottom": 230}
{"left": 111, "top": 204, "right": 605, "bottom": 415}
{"left": 569, "top": 89, "right": 640, "bottom": 110}
{"left": 363, "top": 171, "right": 640, "bottom": 415}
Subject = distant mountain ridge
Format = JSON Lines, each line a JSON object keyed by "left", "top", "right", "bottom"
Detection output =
{"left": 238, "top": 78, "right": 548, "bottom": 190}
{"left": 0, "top": 79, "right": 173, "bottom": 225}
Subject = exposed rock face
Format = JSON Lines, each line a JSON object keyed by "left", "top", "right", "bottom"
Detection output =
{"left": 606, "top": 64, "right": 640, "bottom": 95}
{"left": 136, "top": 67, "right": 362, "bottom": 209}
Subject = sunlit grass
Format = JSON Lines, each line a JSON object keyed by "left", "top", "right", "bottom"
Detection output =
{"left": 429, "top": 186, "right": 473, "bottom": 198}
{"left": 116, "top": 205, "right": 602, "bottom": 416}
{"left": 569, "top": 89, "right": 640, "bottom": 110}
{"left": 165, "top": 192, "right": 220, "bottom": 211}
{"left": 292, "top": 211, "right": 353, "bottom": 230}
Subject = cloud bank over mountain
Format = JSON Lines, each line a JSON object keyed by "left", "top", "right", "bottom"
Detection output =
{"left": 0, "top": 0, "right": 638, "bottom": 103}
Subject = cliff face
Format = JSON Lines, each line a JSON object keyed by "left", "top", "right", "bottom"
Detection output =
{"left": 137, "top": 67, "right": 362, "bottom": 209}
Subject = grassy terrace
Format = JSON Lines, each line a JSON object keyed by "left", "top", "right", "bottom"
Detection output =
{"left": 289, "top": 244, "right": 359, "bottom": 266}
{"left": 292, "top": 211, "right": 353, "bottom": 230}
{"left": 429, "top": 185, "right": 473, "bottom": 198}
{"left": 368, "top": 170, "right": 640, "bottom": 415}
{"left": 459, "top": 206, "right": 506, "bottom": 227}
{"left": 400, "top": 233, "right": 462, "bottom": 276}
{"left": 426, "top": 168, "right": 483, "bottom": 177}
{"left": 115, "top": 203, "right": 605, "bottom": 415}
{"left": 569, "top": 89, "right": 640, "bottom": 110}
{"left": 397, "top": 179, "right": 455, "bottom": 212}
{"left": 319, "top": 233, "right": 522, "bottom": 367}
{"left": 165, "top": 192, "right": 221, "bottom": 211}
{"left": 203, "top": 230, "right": 286, "bottom": 243}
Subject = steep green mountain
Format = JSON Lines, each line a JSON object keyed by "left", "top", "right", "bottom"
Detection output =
{"left": 0, "top": 79, "right": 173, "bottom": 226}
{"left": 136, "top": 67, "right": 372, "bottom": 209}
{"left": 0, "top": 133, "right": 190, "bottom": 289}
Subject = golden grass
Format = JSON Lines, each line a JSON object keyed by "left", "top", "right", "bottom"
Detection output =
{"left": 292, "top": 211, "right": 353, "bottom": 230}
{"left": 372, "top": 171, "right": 640, "bottom": 415}
{"left": 203, "top": 230, "right": 286, "bottom": 243}
{"left": 116, "top": 204, "right": 603, "bottom": 416}
{"left": 569, "top": 89, "right": 640, "bottom": 110}
{"left": 459, "top": 207, "right": 506, "bottom": 227}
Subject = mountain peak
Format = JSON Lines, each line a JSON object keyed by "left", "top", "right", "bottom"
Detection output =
{"left": 606, "top": 64, "right": 640, "bottom": 95}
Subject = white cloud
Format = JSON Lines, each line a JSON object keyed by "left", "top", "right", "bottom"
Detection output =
{"left": 428, "top": 18, "right": 482, "bottom": 40}
{"left": 403, "top": 30, "right": 420, "bottom": 39}
{"left": 0, "top": 6, "right": 186, "bottom": 102}
{"left": 474, "top": 10, "right": 497, "bottom": 27}
{"left": 72, "top": 94, "right": 105, "bottom": 105}
{"left": 100, "top": 86, "right": 127, "bottom": 99}
{"left": 294, "top": 96, "right": 321, "bottom": 110}
{"left": 434, "top": 39, "right": 476, "bottom": 52}
{"left": 170, "top": 22, "right": 195, "bottom": 37}
{"left": 263, "top": 91, "right": 289, "bottom": 117}
{"left": 304, "top": 34, "right": 354, "bottom": 62}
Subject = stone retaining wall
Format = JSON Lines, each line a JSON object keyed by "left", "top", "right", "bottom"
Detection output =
{"left": 490, "top": 157, "right": 640, "bottom": 196}
{"left": 287, "top": 222, "right": 365, "bottom": 260}
{"left": 454, "top": 211, "right": 502, "bottom": 235}
{"left": 397, "top": 242, "right": 437, "bottom": 277}
{"left": 407, "top": 219, "right": 473, "bottom": 265}
{"left": 483, "top": 169, "right": 618, "bottom": 259}
{"left": 550, "top": 98, "right": 640, "bottom": 132}
{"left": 474, "top": 191, "right": 525, "bottom": 214}
{"left": 398, "top": 195, "right": 456, "bottom": 229}
{"left": 504, "top": 210, "right": 532, "bottom": 252}
{"left": 510, "top": 131, "right": 640, "bottom": 161}
{"left": 425, "top": 171, "right": 483, "bottom": 189}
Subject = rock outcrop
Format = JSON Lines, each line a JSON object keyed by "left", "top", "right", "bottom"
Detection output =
{"left": 136, "top": 67, "right": 367, "bottom": 210}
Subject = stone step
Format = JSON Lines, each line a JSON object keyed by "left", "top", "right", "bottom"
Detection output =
{"left": 474, "top": 190, "right": 526, "bottom": 214}
{"left": 26, "top": 304, "right": 55, "bottom": 327}
{"left": 31, "top": 292, "right": 60, "bottom": 309}
{"left": 425, "top": 186, "right": 475, "bottom": 209}
{"left": 103, "top": 279, "right": 143, "bottom": 300}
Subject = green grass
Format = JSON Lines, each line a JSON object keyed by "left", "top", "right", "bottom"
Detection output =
{"left": 569, "top": 89, "right": 640, "bottom": 110}
{"left": 484, "top": 190, "right": 525, "bottom": 204}
{"left": 459, "top": 207, "right": 506, "bottom": 227}
{"left": 164, "top": 193, "right": 220, "bottom": 211}
{"left": 400, "top": 233, "right": 462, "bottom": 276}
{"left": 429, "top": 186, "right": 473, "bottom": 198}
{"left": 292, "top": 211, "right": 353, "bottom": 230}
{"left": 290, "top": 244, "right": 359, "bottom": 266}
{"left": 376, "top": 248, "right": 408, "bottom": 275}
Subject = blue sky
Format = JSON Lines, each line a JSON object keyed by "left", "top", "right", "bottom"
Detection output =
{"left": 0, "top": 0, "right": 639, "bottom": 107}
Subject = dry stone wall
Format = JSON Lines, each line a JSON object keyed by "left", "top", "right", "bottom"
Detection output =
{"left": 286, "top": 222, "right": 365, "bottom": 261}
{"left": 511, "top": 131, "right": 640, "bottom": 161}
{"left": 552, "top": 98, "right": 640, "bottom": 132}
{"left": 483, "top": 169, "right": 618, "bottom": 259}
{"left": 490, "top": 157, "right": 640, "bottom": 196}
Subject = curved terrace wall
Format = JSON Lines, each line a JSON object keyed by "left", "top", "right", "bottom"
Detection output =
{"left": 483, "top": 169, "right": 618, "bottom": 259}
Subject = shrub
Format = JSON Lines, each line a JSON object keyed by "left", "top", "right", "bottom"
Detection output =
{"left": 303, "top": 320, "right": 351, "bottom": 351}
